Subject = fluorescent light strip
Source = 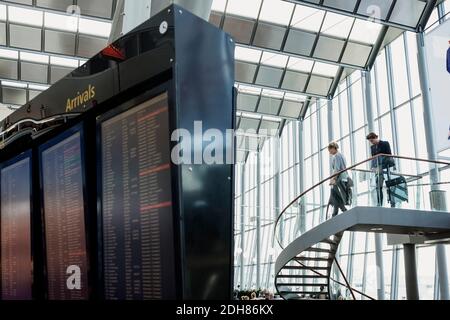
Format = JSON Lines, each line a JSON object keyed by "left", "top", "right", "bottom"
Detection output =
{"left": 1, "top": 80, "right": 27, "bottom": 89}
{"left": 240, "top": 112, "right": 262, "bottom": 120}
{"left": 262, "top": 115, "right": 281, "bottom": 122}
{"left": 29, "top": 84, "right": 50, "bottom": 91}
{"left": 78, "top": 17, "right": 112, "bottom": 38}
{"left": 50, "top": 56, "right": 79, "bottom": 68}
{"left": 0, "top": 46, "right": 89, "bottom": 70}
{"left": 8, "top": 6, "right": 43, "bottom": 27}
{"left": 20, "top": 51, "right": 49, "bottom": 64}
{"left": 0, "top": 48, "right": 19, "bottom": 59}
{"left": 45, "top": 11, "right": 78, "bottom": 33}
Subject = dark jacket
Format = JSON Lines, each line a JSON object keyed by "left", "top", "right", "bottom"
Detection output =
{"left": 447, "top": 47, "right": 450, "bottom": 74}
{"left": 371, "top": 140, "right": 393, "bottom": 169}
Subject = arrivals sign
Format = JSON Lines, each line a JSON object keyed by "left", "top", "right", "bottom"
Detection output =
{"left": 425, "top": 19, "right": 450, "bottom": 153}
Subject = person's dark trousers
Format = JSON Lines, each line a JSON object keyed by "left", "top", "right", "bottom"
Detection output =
{"left": 385, "top": 168, "right": 396, "bottom": 208}
{"left": 332, "top": 205, "right": 347, "bottom": 218}
{"left": 375, "top": 170, "right": 385, "bottom": 206}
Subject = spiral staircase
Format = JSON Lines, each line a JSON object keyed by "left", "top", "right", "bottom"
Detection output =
{"left": 274, "top": 155, "right": 450, "bottom": 300}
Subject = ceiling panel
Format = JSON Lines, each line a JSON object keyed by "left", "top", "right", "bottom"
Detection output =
{"left": 0, "top": 59, "right": 19, "bottom": 79}
{"left": 253, "top": 23, "right": 286, "bottom": 50}
{"left": 0, "top": 22, "right": 6, "bottom": 45}
{"left": 77, "top": 0, "right": 114, "bottom": 19}
{"left": 36, "top": 0, "right": 74, "bottom": 12}
{"left": 236, "top": 61, "right": 258, "bottom": 83}
{"left": 50, "top": 65, "right": 72, "bottom": 84}
{"left": 255, "top": 66, "right": 284, "bottom": 87}
{"left": 239, "top": 117, "right": 261, "bottom": 131}
{"left": 77, "top": 34, "right": 108, "bottom": 58}
{"left": 20, "top": 61, "right": 48, "bottom": 83}
{"left": 9, "top": 24, "right": 42, "bottom": 51}
{"left": 223, "top": 16, "right": 254, "bottom": 44}
{"left": 2, "top": 87, "right": 26, "bottom": 105}
{"left": 257, "top": 96, "right": 282, "bottom": 115}
{"left": 237, "top": 93, "right": 259, "bottom": 112}
{"left": 279, "top": 100, "right": 302, "bottom": 118}
{"left": 44, "top": 29, "right": 76, "bottom": 55}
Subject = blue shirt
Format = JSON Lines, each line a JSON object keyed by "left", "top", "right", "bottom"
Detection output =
{"left": 447, "top": 47, "right": 450, "bottom": 74}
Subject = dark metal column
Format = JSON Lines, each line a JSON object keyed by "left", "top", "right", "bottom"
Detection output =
{"left": 403, "top": 244, "right": 419, "bottom": 300}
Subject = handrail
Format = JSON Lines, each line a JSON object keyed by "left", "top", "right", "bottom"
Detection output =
{"left": 274, "top": 154, "right": 450, "bottom": 249}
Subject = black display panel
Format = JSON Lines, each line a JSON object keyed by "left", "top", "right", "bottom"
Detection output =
{"left": 40, "top": 128, "right": 89, "bottom": 300}
{"left": 0, "top": 153, "right": 33, "bottom": 300}
{"left": 100, "top": 92, "right": 176, "bottom": 300}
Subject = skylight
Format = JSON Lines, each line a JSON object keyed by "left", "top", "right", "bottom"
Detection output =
{"left": 227, "top": 0, "right": 262, "bottom": 19}
{"left": 313, "top": 62, "right": 339, "bottom": 77}
{"left": 321, "top": 12, "right": 354, "bottom": 39}
{"left": 9, "top": 6, "right": 43, "bottom": 27}
{"left": 287, "top": 57, "right": 314, "bottom": 73}
{"left": 45, "top": 12, "right": 78, "bottom": 33}
{"left": 211, "top": 0, "right": 227, "bottom": 12}
{"left": 291, "top": 4, "right": 325, "bottom": 32}
{"left": 78, "top": 18, "right": 111, "bottom": 38}
{"left": 0, "top": 4, "right": 6, "bottom": 21}
{"left": 260, "top": 52, "right": 289, "bottom": 68}
{"left": 259, "top": 0, "right": 295, "bottom": 26}
{"left": 235, "top": 46, "right": 262, "bottom": 63}
{"left": 349, "top": 18, "right": 382, "bottom": 45}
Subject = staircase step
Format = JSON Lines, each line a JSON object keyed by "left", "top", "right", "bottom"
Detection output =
{"left": 321, "top": 238, "right": 339, "bottom": 246}
{"left": 295, "top": 257, "right": 333, "bottom": 262}
{"left": 277, "top": 274, "right": 327, "bottom": 279}
{"left": 304, "top": 247, "right": 333, "bottom": 253}
{"left": 282, "top": 266, "right": 329, "bottom": 271}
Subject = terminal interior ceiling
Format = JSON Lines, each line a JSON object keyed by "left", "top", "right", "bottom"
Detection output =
{"left": 0, "top": 0, "right": 449, "bottom": 300}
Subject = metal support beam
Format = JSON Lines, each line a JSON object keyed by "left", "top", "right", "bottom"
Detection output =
{"left": 297, "top": 121, "right": 306, "bottom": 235}
{"left": 403, "top": 244, "right": 419, "bottom": 300}
{"left": 256, "top": 152, "right": 261, "bottom": 289}
{"left": 363, "top": 70, "right": 386, "bottom": 300}
{"left": 240, "top": 163, "right": 245, "bottom": 288}
{"left": 327, "top": 99, "right": 334, "bottom": 143}
{"left": 334, "top": 258, "right": 356, "bottom": 300}
{"left": 416, "top": 31, "right": 450, "bottom": 300}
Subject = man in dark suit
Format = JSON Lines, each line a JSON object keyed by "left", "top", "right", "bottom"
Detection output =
{"left": 367, "top": 132, "right": 394, "bottom": 206}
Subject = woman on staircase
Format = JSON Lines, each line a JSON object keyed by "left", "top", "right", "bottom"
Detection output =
{"left": 327, "top": 142, "right": 351, "bottom": 218}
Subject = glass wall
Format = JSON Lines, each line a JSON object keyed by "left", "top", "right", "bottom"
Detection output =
{"left": 234, "top": 6, "right": 450, "bottom": 299}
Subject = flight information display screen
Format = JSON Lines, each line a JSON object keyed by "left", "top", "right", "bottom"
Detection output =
{"left": 41, "top": 131, "right": 89, "bottom": 300}
{"left": 100, "top": 92, "right": 176, "bottom": 300}
{"left": 1, "top": 155, "right": 32, "bottom": 300}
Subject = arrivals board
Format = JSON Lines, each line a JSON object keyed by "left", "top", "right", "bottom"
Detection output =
{"left": 1, "top": 155, "right": 32, "bottom": 300}
{"left": 100, "top": 93, "right": 176, "bottom": 300}
{"left": 41, "top": 131, "right": 89, "bottom": 300}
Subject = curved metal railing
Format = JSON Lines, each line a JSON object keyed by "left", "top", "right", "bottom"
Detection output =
{"left": 274, "top": 154, "right": 450, "bottom": 249}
